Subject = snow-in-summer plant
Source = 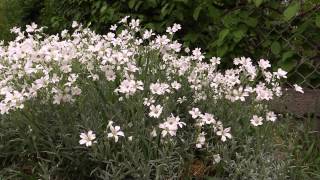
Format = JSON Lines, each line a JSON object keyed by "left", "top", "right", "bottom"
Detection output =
{"left": 0, "top": 16, "right": 304, "bottom": 177}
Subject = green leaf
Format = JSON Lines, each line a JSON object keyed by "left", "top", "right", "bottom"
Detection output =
{"left": 271, "top": 41, "right": 281, "bottom": 55}
{"left": 128, "top": 0, "right": 136, "bottom": 9}
{"left": 232, "top": 28, "right": 247, "bottom": 43}
{"left": 244, "top": 17, "right": 258, "bottom": 27}
{"left": 134, "top": 1, "right": 143, "bottom": 11}
{"left": 316, "top": 15, "right": 320, "bottom": 28}
{"left": 193, "top": 6, "right": 202, "bottom": 20}
{"left": 216, "top": 29, "right": 230, "bottom": 46}
{"left": 281, "top": 51, "right": 294, "bottom": 62}
{"left": 283, "top": 2, "right": 300, "bottom": 21}
{"left": 183, "top": 33, "right": 198, "bottom": 43}
{"left": 100, "top": 5, "right": 108, "bottom": 14}
{"left": 253, "top": 0, "right": 263, "bottom": 7}
{"left": 160, "top": 3, "right": 169, "bottom": 18}
{"left": 208, "top": 5, "right": 221, "bottom": 20}
{"left": 173, "top": 0, "right": 189, "bottom": 3}
{"left": 217, "top": 44, "right": 228, "bottom": 57}
{"left": 278, "top": 59, "right": 297, "bottom": 72}
{"left": 147, "top": 0, "right": 157, "bottom": 7}
{"left": 223, "top": 14, "right": 239, "bottom": 28}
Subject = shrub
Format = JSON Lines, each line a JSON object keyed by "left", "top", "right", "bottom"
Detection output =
{"left": 0, "top": 17, "right": 304, "bottom": 178}
{"left": 2, "top": 1, "right": 320, "bottom": 85}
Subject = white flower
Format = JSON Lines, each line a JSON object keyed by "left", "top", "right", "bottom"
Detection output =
{"left": 293, "top": 84, "right": 304, "bottom": 93}
{"left": 150, "top": 82, "right": 171, "bottom": 95}
{"left": 129, "top": 19, "right": 140, "bottom": 30}
{"left": 266, "top": 111, "right": 277, "bottom": 122}
{"left": 119, "top": 16, "right": 130, "bottom": 23}
{"left": 171, "top": 81, "right": 181, "bottom": 90}
{"left": 210, "top": 57, "right": 221, "bottom": 66}
{"left": 107, "top": 124, "right": 125, "bottom": 142}
{"left": 166, "top": 23, "right": 181, "bottom": 34}
{"left": 110, "top": 24, "right": 117, "bottom": 31}
{"left": 79, "top": 130, "right": 97, "bottom": 147}
{"left": 128, "top": 136, "right": 133, "bottom": 141}
{"left": 189, "top": 107, "right": 202, "bottom": 119}
{"left": 117, "top": 79, "right": 144, "bottom": 96}
{"left": 274, "top": 68, "right": 287, "bottom": 79}
{"left": 216, "top": 127, "right": 232, "bottom": 142}
{"left": 72, "top": 21, "right": 79, "bottom": 28}
{"left": 177, "top": 96, "right": 187, "bottom": 104}
{"left": 196, "top": 132, "right": 206, "bottom": 148}
{"left": 143, "top": 29, "right": 155, "bottom": 39}
{"left": 149, "top": 104, "right": 163, "bottom": 118}
{"left": 155, "top": 35, "right": 170, "bottom": 46}
{"left": 227, "top": 86, "right": 248, "bottom": 102}
{"left": 159, "top": 114, "right": 185, "bottom": 137}
{"left": 143, "top": 97, "right": 155, "bottom": 106}
{"left": 213, "top": 154, "right": 221, "bottom": 164}
{"left": 250, "top": 115, "right": 263, "bottom": 126}
{"left": 258, "top": 59, "right": 271, "bottom": 70}
{"left": 150, "top": 128, "right": 157, "bottom": 137}
{"left": 192, "top": 48, "right": 204, "bottom": 61}
{"left": 200, "top": 113, "right": 216, "bottom": 125}
{"left": 255, "top": 83, "right": 273, "bottom": 101}
{"left": 26, "top": 22, "right": 37, "bottom": 33}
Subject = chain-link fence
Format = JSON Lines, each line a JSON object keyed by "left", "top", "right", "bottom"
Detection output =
{"left": 254, "top": 4, "right": 320, "bottom": 117}
{"left": 256, "top": 5, "right": 320, "bottom": 89}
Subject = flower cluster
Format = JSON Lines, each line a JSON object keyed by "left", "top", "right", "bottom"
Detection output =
{"left": 0, "top": 17, "right": 303, "bottom": 157}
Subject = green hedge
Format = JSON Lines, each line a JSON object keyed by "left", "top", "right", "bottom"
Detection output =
{"left": 1, "top": 0, "right": 320, "bottom": 86}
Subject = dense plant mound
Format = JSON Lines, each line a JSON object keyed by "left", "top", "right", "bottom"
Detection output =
{"left": 0, "top": 17, "right": 303, "bottom": 178}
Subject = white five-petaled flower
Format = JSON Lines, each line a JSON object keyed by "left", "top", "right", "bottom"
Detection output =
{"left": 250, "top": 115, "right": 263, "bottom": 126}
{"left": 266, "top": 111, "right": 277, "bottom": 122}
{"left": 143, "top": 29, "right": 155, "bottom": 39}
{"left": 149, "top": 104, "right": 163, "bottom": 118}
{"left": 171, "top": 81, "right": 181, "bottom": 90}
{"left": 107, "top": 124, "right": 125, "bottom": 142}
{"left": 192, "top": 48, "right": 205, "bottom": 61}
{"left": 110, "top": 24, "right": 117, "bottom": 31}
{"left": 200, "top": 113, "right": 216, "bottom": 125}
{"left": 293, "top": 84, "right": 304, "bottom": 93}
{"left": 189, "top": 107, "right": 202, "bottom": 119}
{"left": 159, "top": 114, "right": 185, "bottom": 137}
{"left": 210, "top": 57, "right": 221, "bottom": 66}
{"left": 216, "top": 127, "right": 232, "bottom": 142}
{"left": 258, "top": 59, "right": 271, "bottom": 70}
{"left": 275, "top": 68, "right": 287, "bottom": 79}
{"left": 79, "top": 130, "right": 97, "bottom": 147}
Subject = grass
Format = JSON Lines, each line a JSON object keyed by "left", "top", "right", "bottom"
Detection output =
{"left": 192, "top": 114, "right": 320, "bottom": 179}
{"left": 1, "top": 108, "right": 319, "bottom": 179}
{"left": 275, "top": 115, "right": 320, "bottom": 179}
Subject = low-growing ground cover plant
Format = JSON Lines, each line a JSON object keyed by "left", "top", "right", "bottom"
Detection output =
{"left": 0, "top": 17, "right": 305, "bottom": 179}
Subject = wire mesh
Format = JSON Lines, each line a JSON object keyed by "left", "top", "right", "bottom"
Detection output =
{"left": 258, "top": 5, "right": 320, "bottom": 89}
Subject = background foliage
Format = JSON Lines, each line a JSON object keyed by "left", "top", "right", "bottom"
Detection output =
{"left": 1, "top": 0, "right": 320, "bottom": 87}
